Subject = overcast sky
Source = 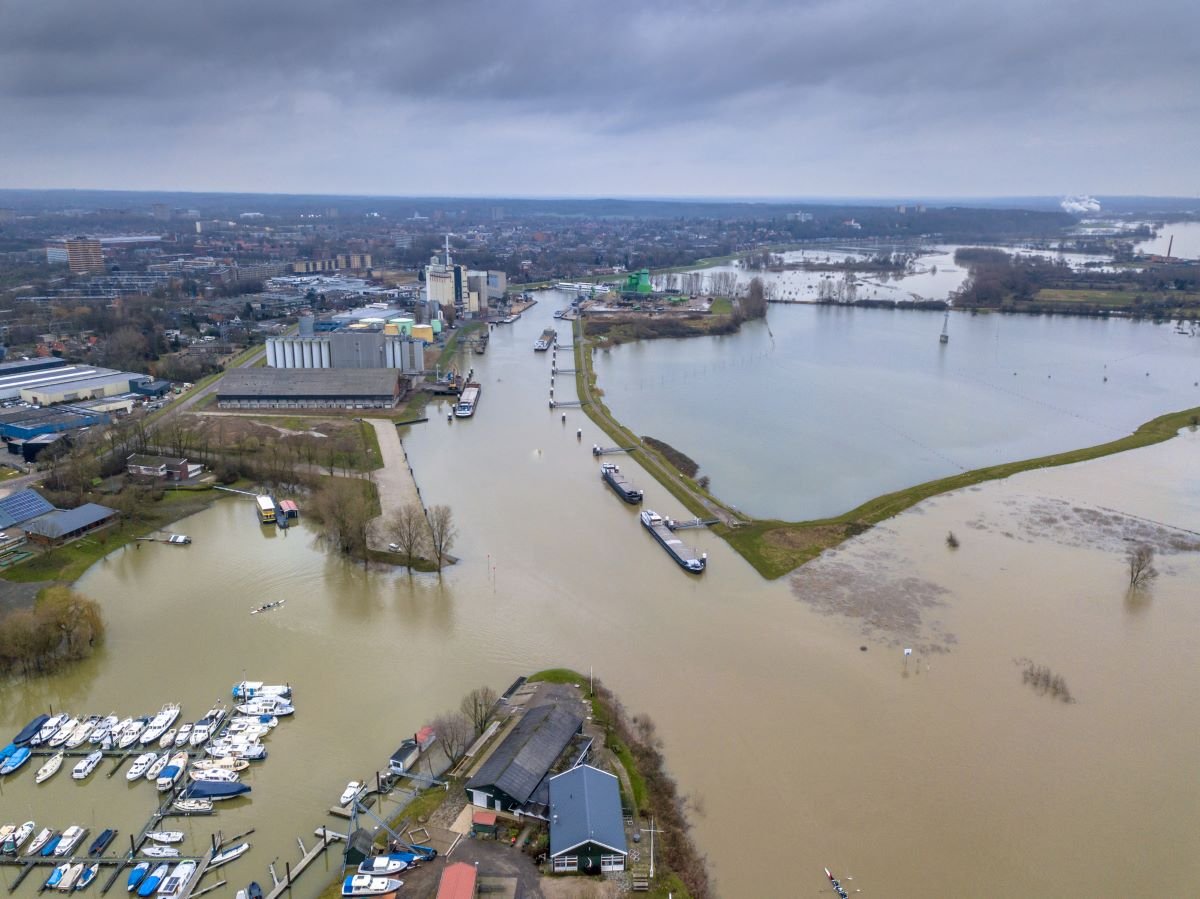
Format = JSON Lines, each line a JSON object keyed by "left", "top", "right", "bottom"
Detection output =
{"left": 1, "top": 0, "right": 1195, "bottom": 199}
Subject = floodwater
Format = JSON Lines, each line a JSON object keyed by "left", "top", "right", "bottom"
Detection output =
{"left": 1135, "top": 220, "right": 1200, "bottom": 260}
{"left": 595, "top": 305, "right": 1200, "bottom": 519}
{"left": 3, "top": 297, "right": 1200, "bottom": 898}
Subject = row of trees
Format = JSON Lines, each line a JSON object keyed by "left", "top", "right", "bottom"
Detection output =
{"left": 0, "top": 587, "right": 106, "bottom": 676}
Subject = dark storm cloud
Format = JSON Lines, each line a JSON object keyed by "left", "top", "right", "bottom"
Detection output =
{"left": 0, "top": 0, "right": 1195, "bottom": 195}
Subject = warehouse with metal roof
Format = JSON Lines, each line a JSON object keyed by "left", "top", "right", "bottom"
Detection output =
{"left": 23, "top": 503, "right": 118, "bottom": 546}
{"left": 217, "top": 368, "right": 402, "bottom": 409}
{"left": 465, "top": 704, "right": 584, "bottom": 813}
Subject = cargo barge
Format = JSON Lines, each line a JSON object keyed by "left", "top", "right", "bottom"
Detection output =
{"left": 454, "top": 384, "right": 481, "bottom": 418}
{"left": 639, "top": 509, "right": 706, "bottom": 573}
{"left": 600, "top": 462, "right": 643, "bottom": 504}
{"left": 533, "top": 328, "right": 557, "bottom": 351}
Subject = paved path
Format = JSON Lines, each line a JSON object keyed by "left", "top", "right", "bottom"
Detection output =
{"left": 364, "top": 417, "right": 423, "bottom": 550}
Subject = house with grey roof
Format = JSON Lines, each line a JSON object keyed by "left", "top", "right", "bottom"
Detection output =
{"left": 23, "top": 502, "right": 117, "bottom": 546}
{"left": 465, "top": 704, "right": 584, "bottom": 814}
{"left": 549, "top": 765, "right": 628, "bottom": 874}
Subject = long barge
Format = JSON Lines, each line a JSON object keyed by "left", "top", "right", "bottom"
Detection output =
{"left": 639, "top": 510, "right": 706, "bottom": 573}
{"left": 454, "top": 384, "right": 481, "bottom": 418}
{"left": 600, "top": 462, "right": 643, "bottom": 504}
{"left": 533, "top": 328, "right": 557, "bottom": 351}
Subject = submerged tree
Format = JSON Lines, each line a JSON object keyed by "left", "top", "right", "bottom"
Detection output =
{"left": 426, "top": 504, "right": 457, "bottom": 573}
{"left": 1127, "top": 544, "right": 1158, "bottom": 589}
{"left": 388, "top": 502, "right": 429, "bottom": 570}
{"left": 460, "top": 685, "right": 498, "bottom": 735}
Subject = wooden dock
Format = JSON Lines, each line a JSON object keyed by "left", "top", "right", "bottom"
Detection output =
{"left": 263, "top": 829, "right": 344, "bottom": 899}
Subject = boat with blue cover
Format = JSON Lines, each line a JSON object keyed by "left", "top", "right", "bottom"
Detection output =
{"left": 13, "top": 714, "right": 49, "bottom": 746}
{"left": 181, "top": 781, "right": 251, "bottom": 801}
{"left": 1, "top": 746, "right": 32, "bottom": 775}
{"left": 127, "top": 863, "right": 150, "bottom": 892}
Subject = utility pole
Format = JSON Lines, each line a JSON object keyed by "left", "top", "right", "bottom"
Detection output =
{"left": 642, "top": 817, "right": 664, "bottom": 879}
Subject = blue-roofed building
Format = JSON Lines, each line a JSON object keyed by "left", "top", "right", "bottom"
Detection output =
{"left": 23, "top": 503, "right": 117, "bottom": 546}
{"left": 0, "top": 489, "right": 55, "bottom": 530}
{"left": 548, "top": 765, "right": 628, "bottom": 874}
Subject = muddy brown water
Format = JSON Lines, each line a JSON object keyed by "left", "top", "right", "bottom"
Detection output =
{"left": 2, "top": 304, "right": 1199, "bottom": 898}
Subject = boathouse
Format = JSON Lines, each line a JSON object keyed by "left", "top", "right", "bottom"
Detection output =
{"left": 23, "top": 502, "right": 118, "bottom": 547}
{"left": 465, "top": 704, "right": 584, "bottom": 814}
{"left": 548, "top": 765, "right": 628, "bottom": 874}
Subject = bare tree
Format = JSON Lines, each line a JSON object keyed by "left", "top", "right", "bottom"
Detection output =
{"left": 388, "top": 503, "right": 429, "bottom": 569}
{"left": 432, "top": 711, "right": 473, "bottom": 762}
{"left": 460, "top": 685, "right": 498, "bottom": 735}
{"left": 1127, "top": 544, "right": 1158, "bottom": 588}
{"left": 426, "top": 504, "right": 457, "bottom": 572}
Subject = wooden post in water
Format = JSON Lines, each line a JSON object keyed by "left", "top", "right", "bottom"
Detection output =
{"left": 285, "top": 862, "right": 291, "bottom": 887}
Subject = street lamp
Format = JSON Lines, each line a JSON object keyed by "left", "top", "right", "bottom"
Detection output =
{"left": 641, "top": 817, "right": 664, "bottom": 879}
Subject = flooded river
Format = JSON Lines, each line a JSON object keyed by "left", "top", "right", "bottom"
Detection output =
{"left": 3, "top": 299, "right": 1199, "bottom": 898}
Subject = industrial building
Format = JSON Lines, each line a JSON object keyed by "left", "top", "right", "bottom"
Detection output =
{"left": 265, "top": 331, "right": 424, "bottom": 372}
{"left": 0, "top": 405, "right": 109, "bottom": 440}
{"left": 0, "top": 361, "right": 149, "bottom": 403}
{"left": 216, "top": 368, "right": 403, "bottom": 409}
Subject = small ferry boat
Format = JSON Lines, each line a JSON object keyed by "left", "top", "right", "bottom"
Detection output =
{"left": 600, "top": 462, "right": 643, "bottom": 504}
{"left": 639, "top": 510, "right": 707, "bottom": 573}
{"left": 454, "top": 384, "right": 481, "bottom": 418}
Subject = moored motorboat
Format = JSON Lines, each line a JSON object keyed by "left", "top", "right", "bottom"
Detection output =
{"left": 64, "top": 716, "right": 101, "bottom": 749}
{"left": 126, "top": 862, "right": 150, "bottom": 892}
{"left": 88, "top": 715, "right": 120, "bottom": 746}
{"left": 146, "top": 832, "right": 184, "bottom": 844}
{"left": 3, "top": 820, "right": 35, "bottom": 854}
{"left": 142, "top": 846, "right": 179, "bottom": 860}
{"left": 76, "top": 862, "right": 100, "bottom": 890}
{"left": 180, "top": 781, "right": 251, "bottom": 801}
{"left": 27, "top": 827, "right": 55, "bottom": 857}
{"left": 118, "top": 718, "right": 150, "bottom": 750}
{"left": 1, "top": 745, "right": 33, "bottom": 775}
{"left": 13, "top": 714, "right": 50, "bottom": 746}
{"left": 172, "top": 724, "right": 192, "bottom": 747}
{"left": 234, "top": 698, "right": 293, "bottom": 717}
{"left": 158, "top": 729, "right": 178, "bottom": 750}
{"left": 46, "top": 864, "right": 70, "bottom": 889}
{"left": 72, "top": 750, "right": 103, "bottom": 780}
{"left": 140, "top": 704, "right": 181, "bottom": 746}
{"left": 231, "top": 682, "right": 291, "bottom": 701}
{"left": 247, "top": 882, "right": 263, "bottom": 899}
{"left": 37, "top": 750, "right": 65, "bottom": 783}
{"left": 155, "top": 751, "right": 190, "bottom": 791}
{"left": 145, "top": 752, "right": 169, "bottom": 781}
{"left": 41, "top": 834, "right": 64, "bottom": 857}
{"left": 171, "top": 799, "right": 213, "bottom": 813}
{"left": 340, "top": 874, "right": 403, "bottom": 897}
{"left": 157, "top": 859, "right": 197, "bottom": 899}
{"left": 339, "top": 782, "right": 362, "bottom": 806}
{"left": 136, "top": 863, "right": 170, "bottom": 897}
{"left": 54, "top": 826, "right": 87, "bottom": 856}
{"left": 87, "top": 829, "right": 117, "bottom": 857}
{"left": 48, "top": 718, "right": 81, "bottom": 749}
{"left": 56, "top": 862, "right": 84, "bottom": 892}
{"left": 207, "top": 842, "right": 249, "bottom": 869}
{"left": 33, "top": 714, "right": 71, "bottom": 746}
{"left": 192, "top": 757, "right": 248, "bottom": 773}
{"left": 0, "top": 742, "right": 16, "bottom": 764}
{"left": 126, "top": 753, "right": 158, "bottom": 781}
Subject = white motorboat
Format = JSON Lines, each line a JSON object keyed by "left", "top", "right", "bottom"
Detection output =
{"left": 56, "top": 862, "right": 84, "bottom": 892}
{"left": 228, "top": 715, "right": 277, "bottom": 730}
{"left": 191, "top": 758, "right": 248, "bottom": 773}
{"left": 207, "top": 842, "right": 249, "bottom": 869}
{"left": 33, "top": 713, "right": 71, "bottom": 746}
{"left": 171, "top": 799, "right": 212, "bottom": 813}
{"left": 145, "top": 753, "right": 170, "bottom": 781}
{"left": 89, "top": 715, "right": 120, "bottom": 745}
{"left": 231, "top": 682, "right": 291, "bottom": 701}
{"left": 141, "top": 845, "right": 178, "bottom": 859}
{"left": 126, "top": 753, "right": 158, "bottom": 781}
{"left": 54, "top": 826, "right": 86, "bottom": 856}
{"left": 64, "top": 716, "right": 100, "bottom": 749}
{"left": 339, "top": 782, "right": 362, "bottom": 806}
{"left": 356, "top": 856, "right": 407, "bottom": 877}
{"left": 158, "top": 729, "right": 177, "bottom": 750}
{"left": 140, "top": 705, "right": 181, "bottom": 746}
{"left": 205, "top": 739, "right": 266, "bottom": 761}
{"left": 118, "top": 718, "right": 150, "bottom": 750}
{"left": 36, "top": 750, "right": 65, "bottom": 784}
{"left": 71, "top": 750, "right": 103, "bottom": 780}
{"left": 340, "top": 874, "right": 403, "bottom": 897}
{"left": 157, "top": 859, "right": 196, "bottom": 898}
{"left": 146, "top": 832, "right": 184, "bottom": 844}
{"left": 76, "top": 863, "right": 100, "bottom": 890}
{"left": 47, "top": 717, "right": 80, "bottom": 749}
{"left": 156, "top": 752, "right": 190, "bottom": 792}
{"left": 189, "top": 768, "right": 239, "bottom": 783}
{"left": 3, "top": 820, "right": 34, "bottom": 853}
{"left": 172, "top": 724, "right": 192, "bottom": 747}
{"left": 26, "top": 827, "right": 55, "bottom": 857}
{"left": 189, "top": 704, "right": 227, "bottom": 747}
{"left": 234, "top": 698, "right": 293, "bottom": 717}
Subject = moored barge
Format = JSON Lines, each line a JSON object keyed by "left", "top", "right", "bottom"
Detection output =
{"left": 600, "top": 462, "right": 643, "bottom": 504}
{"left": 639, "top": 509, "right": 706, "bottom": 573}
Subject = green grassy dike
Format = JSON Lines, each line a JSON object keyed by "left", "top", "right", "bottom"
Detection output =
{"left": 574, "top": 318, "right": 1200, "bottom": 579}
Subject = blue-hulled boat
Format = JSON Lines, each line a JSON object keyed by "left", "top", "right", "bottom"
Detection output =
{"left": 46, "top": 864, "right": 69, "bottom": 889}
{"left": 180, "top": 781, "right": 251, "bottom": 801}
{"left": 0, "top": 745, "right": 32, "bottom": 775}
{"left": 13, "top": 714, "right": 49, "bottom": 746}
{"left": 41, "top": 834, "right": 63, "bottom": 857}
{"left": 136, "top": 864, "right": 169, "bottom": 898}
{"left": 88, "top": 829, "right": 117, "bottom": 857}
{"left": 76, "top": 863, "right": 100, "bottom": 890}
{"left": 126, "top": 863, "right": 149, "bottom": 892}
{"left": 0, "top": 742, "right": 17, "bottom": 763}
